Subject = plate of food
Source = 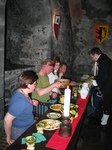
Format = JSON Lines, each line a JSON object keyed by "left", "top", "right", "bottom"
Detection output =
{"left": 47, "top": 112, "right": 61, "bottom": 119}
{"left": 36, "top": 119, "right": 61, "bottom": 130}
{"left": 49, "top": 104, "right": 62, "bottom": 112}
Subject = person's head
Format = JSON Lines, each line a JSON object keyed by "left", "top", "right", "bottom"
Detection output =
{"left": 42, "top": 58, "right": 54, "bottom": 74}
{"left": 60, "top": 62, "right": 67, "bottom": 75}
{"left": 89, "top": 47, "right": 102, "bottom": 62}
{"left": 53, "top": 56, "right": 60, "bottom": 72}
{"left": 18, "top": 70, "right": 38, "bottom": 91}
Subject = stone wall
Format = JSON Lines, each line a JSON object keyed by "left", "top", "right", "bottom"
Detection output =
{"left": 0, "top": 0, "right": 6, "bottom": 135}
{"left": 6, "top": 0, "right": 52, "bottom": 71}
{"left": 69, "top": 0, "right": 112, "bottom": 81}
{"left": 6, "top": 0, "right": 74, "bottom": 73}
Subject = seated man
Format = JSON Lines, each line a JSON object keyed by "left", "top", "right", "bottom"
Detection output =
{"left": 59, "top": 62, "right": 76, "bottom": 86}
{"left": 32, "top": 58, "right": 63, "bottom": 113}
{"left": 59, "top": 62, "right": 67, "bottom": 80}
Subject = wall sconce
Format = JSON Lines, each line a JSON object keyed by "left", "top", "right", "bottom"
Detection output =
{"left": 54, "top": 15, "right": 61, "bottom": 39}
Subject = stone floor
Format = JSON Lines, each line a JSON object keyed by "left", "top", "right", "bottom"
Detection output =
{"left": 76, "top": 110, "right": 112, "bottom": 150}
{"left": 0, "top": 131, "right": 8, "bottom": 150}
{"left": 0, "top": 111, "right": 112, "bottom": 150}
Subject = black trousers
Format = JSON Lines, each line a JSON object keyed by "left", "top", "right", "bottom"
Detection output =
{"left": 101, "top": 80, "right": 112, "bottom": 115}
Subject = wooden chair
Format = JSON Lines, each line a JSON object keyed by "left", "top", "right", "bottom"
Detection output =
{"left": 33, "top": 101, "right": 50, "bottom": 120}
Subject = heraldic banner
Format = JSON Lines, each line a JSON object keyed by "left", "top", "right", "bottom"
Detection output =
{"left": 94, "top": 24, "right": 108, "bottom": 44}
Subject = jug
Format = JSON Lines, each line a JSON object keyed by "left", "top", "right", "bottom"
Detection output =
{"left": 79, "top": 82, "right": 89, "bottom": 91}
{"left": 82, "top": 83, "right": 89, "bottom": 91}
{"left": 80, "top": 82, "right": 89, "bottom": 99}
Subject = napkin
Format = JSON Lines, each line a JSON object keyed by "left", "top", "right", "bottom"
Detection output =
{"left": 92, "top": 80, "right": 98, "bottom": 86}
{"left": 32, "top": 132, "right": 46, "bottom": 143}
{"left": 21, "top": 132, "right": 46, "bottom": 144}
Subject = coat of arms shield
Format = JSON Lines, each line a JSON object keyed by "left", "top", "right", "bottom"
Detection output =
{"left": 54, "top": 15, "right": 61, "bottom": 39}
{"left": 94, "top": 25, "right": 108, "bottom": 44}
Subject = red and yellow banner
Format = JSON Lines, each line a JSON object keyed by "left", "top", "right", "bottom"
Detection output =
{"left": 94, "top": 25, "right": 108, "bottom": 44}
{"left": 54, "top": 15, "right": 61, "bottom": 39}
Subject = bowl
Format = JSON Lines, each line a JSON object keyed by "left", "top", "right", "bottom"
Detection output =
{"left": 25, "top": 135, "right": 36, "bottom": 148}
{"left": 59, "top": 79, "right": 70, "bottom": 88}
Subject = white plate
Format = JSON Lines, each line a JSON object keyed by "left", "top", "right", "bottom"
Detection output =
{"left": 36, "top": 119, "right": 61, "bottom": 130}
{"left": 49, "top": 104, "right": 62, "bottom": 112}
{"left": 47, "top": 112, "right": 61, "bottom": 119}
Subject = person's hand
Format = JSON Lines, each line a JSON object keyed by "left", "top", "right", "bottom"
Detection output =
{"left": 59, "top": 72, "right": 63, "bottom": 80}
{"left": 32, "top": 100, "right": 39, "bottom": 106}
{"left": 52, "top": 92, "right": 58, "bottom": 99}
{"left": 6, "top": 137, "right": 15, "bottom": 145}
{"left": 54, "top": 81, "right": 63, "bottom": 88}
{"left": 69, "top": 81, "right": 76, "bottom": 86}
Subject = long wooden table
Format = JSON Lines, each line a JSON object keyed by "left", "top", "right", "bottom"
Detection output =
{"left": 6, "top": 95, "right": 90, "bottom": 150}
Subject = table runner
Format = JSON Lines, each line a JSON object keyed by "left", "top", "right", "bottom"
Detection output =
{"left": 45, "top": 95, "right": 89, "bottom": 150}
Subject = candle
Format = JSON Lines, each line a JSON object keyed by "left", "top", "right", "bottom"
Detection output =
{"left": 94, "top": 62, "right": 97, "bottom": 76}
{"left": 74, "top": 91, "right": 77, "bottom": 97}
{"left": 64, "top": 86, "right": 71, "bottom": 116}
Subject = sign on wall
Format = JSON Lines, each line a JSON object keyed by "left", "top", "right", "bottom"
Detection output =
{"left": 94, "top": 24, "right": 108, "bottom": 44}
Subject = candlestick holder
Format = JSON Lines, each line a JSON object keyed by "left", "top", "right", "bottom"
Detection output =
{"left": 59, "top": 114, "right": 72, "bottom": 137}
